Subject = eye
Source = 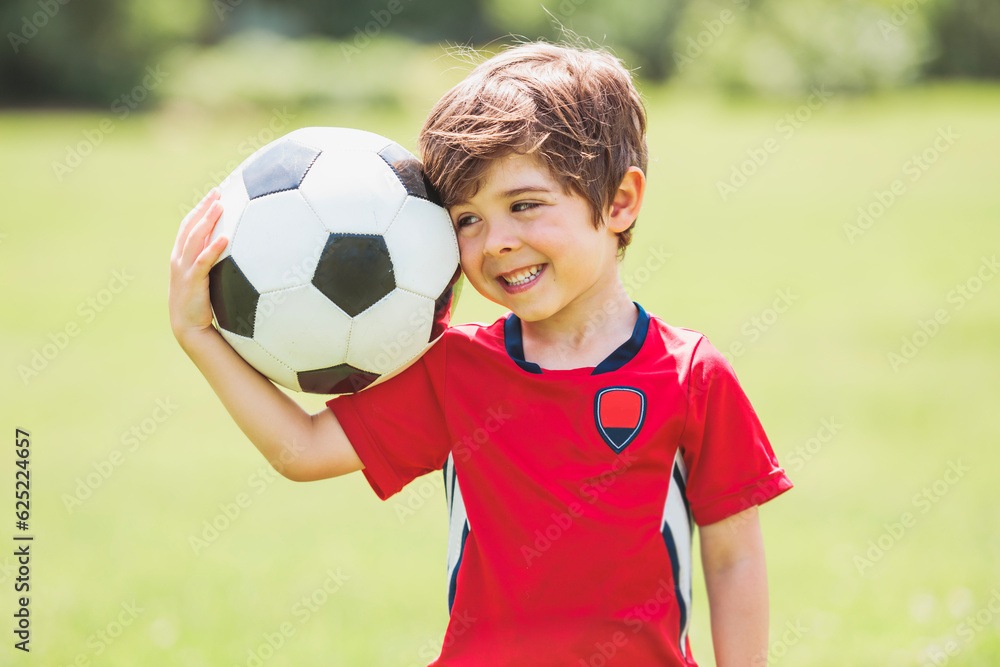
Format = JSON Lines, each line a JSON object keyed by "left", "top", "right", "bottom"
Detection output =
{"left": 512, "top": 202, "right": 540, "bottom": 213}
{"left": 455, "top": 213, "right": 480, "bottom": 229}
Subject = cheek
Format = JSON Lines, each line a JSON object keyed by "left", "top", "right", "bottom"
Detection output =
{"left": 457, "top": 241, "right": 482, "bottom": 276}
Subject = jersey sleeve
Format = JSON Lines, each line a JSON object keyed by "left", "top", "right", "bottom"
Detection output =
{"left": 326, "top": 335, "right": 452, "bottom": 501}
{"left": 678, "top": 336, "right": 792, "bottom": 526}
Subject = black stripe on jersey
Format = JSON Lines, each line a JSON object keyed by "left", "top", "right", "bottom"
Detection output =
{"left": 592, "top": 303, "right": 650, "bottom": 374}
{"left": 448, "top": 521, "right": 470, "bottom": 614}
{"left": 503, "top": 314, "right": 543, "bottom": 374}
{"left": 673, "top": 465, "right": 692, "bottom": 524}
{"left": 444, "top": 459, "right": 455, "bottom": 520}
{"left": 661, "top": 525, "right": 688, "bottom": 651}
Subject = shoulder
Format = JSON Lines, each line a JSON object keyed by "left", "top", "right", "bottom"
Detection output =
{"left": 648, "top": 317, "right": 706, "bottom": 348}
{"left": 642, "top": 309, "right": 733, "bottom": 378}
{"left": 441, "top": 316, "right": 503, "bottom": 339}
{"left": 435, "top": 314, "right": 508, "bottom": 356}
{"left": 643, "top": 310, "right": 715, "bottom": 360}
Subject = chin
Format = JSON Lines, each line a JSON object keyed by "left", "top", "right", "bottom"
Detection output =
{"left": 508, "top": 300, "right": 557, "bottom": 322}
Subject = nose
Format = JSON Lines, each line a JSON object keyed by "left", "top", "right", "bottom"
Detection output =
{"left": 482, "top": 216, "right": 520, "bottom": 257}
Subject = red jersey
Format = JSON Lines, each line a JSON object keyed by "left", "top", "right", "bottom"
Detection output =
{"left": 327, "top": 303, "right": 792, "bottom": 665}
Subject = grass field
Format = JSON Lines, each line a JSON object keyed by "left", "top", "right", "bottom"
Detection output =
{"left": 2, "top": 81, "right": 999, "bottom": 666}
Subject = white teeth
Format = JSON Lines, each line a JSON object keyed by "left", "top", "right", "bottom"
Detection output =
{"left": 503, "top": 265, "right": 541, "bottom": 286}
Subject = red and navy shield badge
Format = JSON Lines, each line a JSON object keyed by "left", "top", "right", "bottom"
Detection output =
{"left": 594, "top": 386, "right": 647, "bottom": 453}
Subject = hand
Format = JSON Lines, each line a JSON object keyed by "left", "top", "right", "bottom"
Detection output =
{"left": 168, "top": 189, "right": 228, "bottom": 347}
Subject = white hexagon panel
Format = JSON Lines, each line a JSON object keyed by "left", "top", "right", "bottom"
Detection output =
{"left": 299, "top": 151, "right": 408, "bottom": 236}
{"left": 230, "top": 190, "right": 329, "bottom": 294}
{"left": 218, "top": 328, "right": 301, "bottom": 392}
{"left": 254, "top": 285, "right": 353, "bottom": 372}
{"left": 384, "top": 197, "right": 461, "bottom": 299}
{"left": 347, "top": 289, "right": 436, "bottom": 376}
{"left": 287, "top": 127, "right": 393, "bottom": 154}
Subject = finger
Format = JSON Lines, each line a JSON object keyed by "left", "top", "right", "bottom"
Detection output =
{"left": 181, "top": 199, "right": 224, "bottom": 268}
{"left": 172, "top": 189, "right": 220, "bottom": 259}
{"left": 172, "top": 188, "right": 218, "bottom": 262}
{"left": 194, "top": 234, "right": 229, "bottom": 273}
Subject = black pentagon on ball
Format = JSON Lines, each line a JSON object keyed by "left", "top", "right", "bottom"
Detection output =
{"left": 312, "top": 234, "right": 395, "bottom": 317}
{"left": 243, "top": 139, "right": 322, "bottom": 200}
{"left": 298, "top": 364, "right": 379, "bottom": 395}
{"left": 209, "top": 256, "right": 260, "bottom": 338}
{"left": 378, "top": 143, "right": 442, "bottom": 205}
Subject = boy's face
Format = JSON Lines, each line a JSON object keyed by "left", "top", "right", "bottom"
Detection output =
{"left": 448, "top": 153, "right": 622, "bottom": 324}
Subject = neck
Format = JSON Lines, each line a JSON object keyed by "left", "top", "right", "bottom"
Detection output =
{"left": 520, "top": 283, "right": 638, "bottom": 370}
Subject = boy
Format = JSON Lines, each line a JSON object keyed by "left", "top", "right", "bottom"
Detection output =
{"left": 168, "top": 41, "right": 792, "bottom": 666}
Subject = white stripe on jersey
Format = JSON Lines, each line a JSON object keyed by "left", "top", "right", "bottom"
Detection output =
{"left": 444, "top": 453, "right": 470, "bottom": 612}
{"left": 661, "top": 450, "right": 694, "bottom": 656}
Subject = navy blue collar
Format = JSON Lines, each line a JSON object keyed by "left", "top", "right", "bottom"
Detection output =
{"left": 503, "top": 302, "right": 649, "bottom": 375}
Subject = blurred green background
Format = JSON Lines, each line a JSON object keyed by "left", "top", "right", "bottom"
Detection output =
{"left": 2, "top": 0, "right": 999, "bottom": 665}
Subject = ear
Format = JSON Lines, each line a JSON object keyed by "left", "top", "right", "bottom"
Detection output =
{"left": 605, "top": 167, "right": 645, "bottom": 234}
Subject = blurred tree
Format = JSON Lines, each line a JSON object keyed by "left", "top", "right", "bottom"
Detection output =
{"left": 2, "top": 0, "right": 998, "bottom": 105}
{"left": 1, "top": 0, "right": 210, "bottom": 105}
{"left": 483, "top": 0, "right": 691, "bottom": 80}
{"left": 670, "top": 0, "right": 931, "bottom": 95}
{"left": 925, "top": 0, "right": 1000, "bottom": 78}
{"left": 251, "top": 0, "right": 495, "bottom": 44}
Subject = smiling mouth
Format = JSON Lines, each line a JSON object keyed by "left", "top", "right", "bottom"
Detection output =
{"left": 499, "top": 264, "right": 544, "bottom": 287}
{"left": 497, "top": 264, "right": 545, "bottom": 292}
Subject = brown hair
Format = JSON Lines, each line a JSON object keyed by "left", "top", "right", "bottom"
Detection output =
{"left": 418, "top": 41, "right": 648, "bottom": 256}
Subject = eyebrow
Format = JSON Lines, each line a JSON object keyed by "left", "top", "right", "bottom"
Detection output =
{"left": 499, "top": 185, "right": 554, "bottom": 198}
{"left": 451, "top": 185, "right": 555, "bottom": 209}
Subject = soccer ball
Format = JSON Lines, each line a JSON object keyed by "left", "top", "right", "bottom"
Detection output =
{"left": 206, "top": 127, "right": 461, "bottom": 395}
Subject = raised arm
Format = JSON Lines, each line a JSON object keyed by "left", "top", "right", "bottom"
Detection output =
{"left": 168, "top": 189, "right": 363, "bottom": 481}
